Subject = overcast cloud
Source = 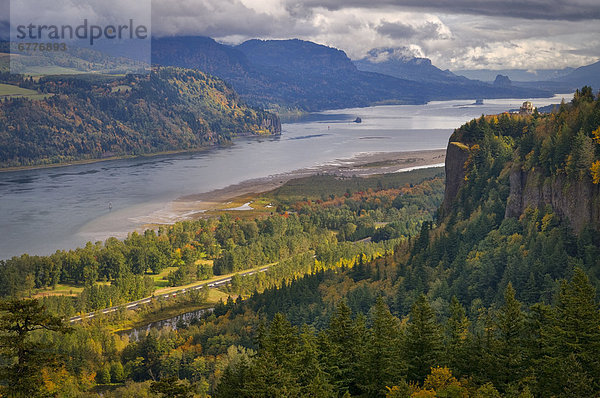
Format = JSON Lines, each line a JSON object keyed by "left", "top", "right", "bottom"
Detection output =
{"left": 2, "top": 0, "right": 599, "bottom": 70}
{"left": 150, "top": 0, "right": 600, "bottom": 70}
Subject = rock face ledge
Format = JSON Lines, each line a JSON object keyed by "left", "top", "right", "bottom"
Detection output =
{"left": 505, "top": 166, "right": 600, "bottom": 234}
{"left": 441, "top": 135, "right": 600, "bottom": 233}
{"left": 441, "top": 141, "right": 470, "bottom": 217}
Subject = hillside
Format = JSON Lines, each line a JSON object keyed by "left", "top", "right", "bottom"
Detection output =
{"left": 153, "top": 37, "right": 428, "bottom": 111}
{"left": 0, "top": 68, "right": 280, "bottom": 168}
{"left": 1, "top": 91, "right": 600, "bottom": 397}
{"left": 152, "top": 37, "right": 551, "bottom": 111}
{"left": 556, "top": 59, "right": 600, "bottom": 89}
{"left": 442, "top": 86, "right": 600, "bottom": 234}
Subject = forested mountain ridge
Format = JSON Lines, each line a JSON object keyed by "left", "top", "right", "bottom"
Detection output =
{"left": 152, "top": 36, "right": 551, "bottom": 111}
{"left": 207, "top": 89, "right": 600, "bottom": 397}
{"left": 1, "top": 92, "right": 600, "bottom": 396}
{"left": 442, "top": 86, "right": 600, "bottom": 233}
{"left": 0, "top": 67, "right": 281, "bottom": 168}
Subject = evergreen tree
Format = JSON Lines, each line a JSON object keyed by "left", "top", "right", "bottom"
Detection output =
{"left": 443, "top": 296, "right": 470, "bottom": 376}
{"left": 244, "top": 313, "right": 301, "bottom": 397}
{"left": 297, "top": 325, "right": 335, "bottom": 397}
{"left": 321, "top": 301, "right": 366, "bottom": 396}
{"left": 361, "top": 297, "right": 405, "bottom": 397}
{"left": 404, "top": 294, "right": 442, "bottom": 383}
{"left": 0, "top": 299, "right": 71, "bottom": 396}
{"left": 540, "top": 268, "right": 600, "bottom": 396}
{"left": 492, "top": 283, "right": 526, "bottom": 391}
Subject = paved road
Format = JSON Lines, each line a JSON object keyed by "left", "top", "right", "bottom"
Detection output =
{"left": 68, "top": 266, "right": 271, "bottom": 323}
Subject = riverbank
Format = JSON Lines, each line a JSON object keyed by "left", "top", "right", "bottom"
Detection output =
{"left": 143, "top": 148, "right": 446, "bottom": 228}
{"left": 0, "top": 147, "right": 220, "bottom": 173}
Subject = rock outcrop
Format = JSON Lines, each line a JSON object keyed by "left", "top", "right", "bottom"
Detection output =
{"left": 505, "top": 166, "right": 600, "bottom": 233}
{"left": 441, "top": 141, "right": 470, "bottom": 216}
{"left": 442, "top": 135, "right": 600, "bottom": 233}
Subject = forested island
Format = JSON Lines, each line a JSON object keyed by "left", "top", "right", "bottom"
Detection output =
{"left": 0, "top": 68, "right": 281, "bottom": 168}
{"left": 0, "top": 89, "right": 599, "bottom": 397}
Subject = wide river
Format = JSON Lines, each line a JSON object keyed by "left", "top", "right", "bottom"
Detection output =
{"left": 0, "top": 94, "right": 568, "bottom": 259}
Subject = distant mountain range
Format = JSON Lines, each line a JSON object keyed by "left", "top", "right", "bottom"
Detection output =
{"left": 3, "top": 34, "right": 597, "bottom": 112}
{"left": 455, "top": 60, "right": 600, "bottom": 93}
{"left": 151, "top": 37, "right": 551, "bottom": 111}
{"left": 454, "top": 68, "right": 574, "bottom": 82}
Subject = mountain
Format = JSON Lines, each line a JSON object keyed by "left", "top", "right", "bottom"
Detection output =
{"left": 442, "top": 87, "right": 600, "bottom": 234}
{"left": 353, "top": 48, "right": 461, "bottom": 83}
{"left": 455, "top": 60, "right": 600, "bottom": 93}
{"left": 556, "top": 59, "right": 600, "bottom": 89}
{"left": 493, "top": 74, "right": 512, "bottom": 87}
{"left": 153, "top": 37, "right": 430, "bottom": 111}
{"left": 152, "top": 37, "right": 551, "bottom": 111}
{"left": 454, "top": 68, "right": 574, "bottom": 82}
{"left": 0, "top": 67, "right": 280, "bottom": 168}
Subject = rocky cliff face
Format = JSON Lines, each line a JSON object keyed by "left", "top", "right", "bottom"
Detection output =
{"left": 441, "top": 141, "right": 470, "bottom": 216}
{"left": 442, "top": 136, "right": 600, "bottom": 233}
{"left": 505, "top": 166, "right": 600, "bottom": 233}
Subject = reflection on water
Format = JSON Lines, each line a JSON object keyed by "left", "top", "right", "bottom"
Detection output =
{"left": 0, "top": 94, "right": 570, "bottom": 259}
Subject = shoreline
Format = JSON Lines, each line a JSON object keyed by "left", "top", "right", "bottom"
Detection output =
{"left": 0, "top": 147, "right": 216, "bottom": 173}
{"left": 71, "top": 148, "right": 446, "bottom": 247}
{"left": 143, "top": 148, "right": 447, "bottom": 228}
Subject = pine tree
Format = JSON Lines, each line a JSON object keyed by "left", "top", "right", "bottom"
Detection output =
{"left": 539, "top": 268, "right": 600, "bottom": 396}
{"left": 321, "top": 301, "right": 366, "bottom": 396}
{"left": 492, "top": 283, "right": 526, "bottom": 390}
{"left": 444, "top": 296, "right": 470, "bottom": 376}
{"left": 361, "top": 297, "right": 405, "bottom": 397}
{"left": 0, "top": 299, "right": 71, "bottom": 397}
{"left": 297, "top": 325, "right": 335, "bottom": 397}
{"left": 244, "top": 313, "right": 301, "bottom": 397}
{"left": 404, "top": 294, "right": 442, "bottom": 383}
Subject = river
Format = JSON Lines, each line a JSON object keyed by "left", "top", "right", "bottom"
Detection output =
{"left": 0, "top": 94, "right": 569, "bottom": 259}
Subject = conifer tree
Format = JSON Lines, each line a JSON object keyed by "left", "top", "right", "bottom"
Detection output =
{"left": 361, "top": 297, "right": 405, "bottom": 397}
{"left": 404, "top": 294, "right": 442, "bottom": 383}
{"left": 540, "top": 268, "right": 600, "bottom": 395}
{"left": 444, "top": 296, "right": 470, "bottom": 376}
{"left": 0, "top": 299, "right": 71, "bottom": 396}
{"left": 493, "top": 283, "right": 526, "bottom": 390}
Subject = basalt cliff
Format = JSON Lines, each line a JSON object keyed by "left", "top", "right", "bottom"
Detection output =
{"left": 441, "top": 90, "right": 600, "bottom": 234}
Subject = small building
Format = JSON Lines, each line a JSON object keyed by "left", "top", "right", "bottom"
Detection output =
{"left": 520, "top": 101, "right": 534, "bottom": 115}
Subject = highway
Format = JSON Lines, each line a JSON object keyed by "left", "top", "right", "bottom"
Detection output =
{"left": 68, "top": 265, "right": 271, "bottom": 323}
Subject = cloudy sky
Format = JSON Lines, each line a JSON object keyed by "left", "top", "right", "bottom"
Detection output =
{"left": 151, "top": 0, "right": 600, "bottom": 71}
{"left": 2, "top": 0, "right": 599, "bottom": 71}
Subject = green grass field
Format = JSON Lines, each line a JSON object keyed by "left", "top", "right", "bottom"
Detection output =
{"left": 0, "top": 83, "right": 49, "bottom": 100}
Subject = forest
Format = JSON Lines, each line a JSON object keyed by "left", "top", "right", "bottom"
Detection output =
{"left": 0, "top": 68, "right": 280, "bottom": 168}
{"left": 0, "top": 89, "right": 600, "bottom": 397}
{"left": 0, "top": 170, "right": 443, "bottom": 317}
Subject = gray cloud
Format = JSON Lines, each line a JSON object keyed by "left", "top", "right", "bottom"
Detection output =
{"left": 1, "top": 0, "right": 597, "bottom": 71}
{"left": 377, "top": 20, "right": 446, "bottom": 40}
{"left": 290, "top": 0, "right": 600, "bottom": 21}
{"left": 376, "top": 21, "right": 417, "bottom": 39}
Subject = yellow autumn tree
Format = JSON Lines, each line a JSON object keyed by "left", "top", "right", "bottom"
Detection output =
{"left": 590, "top": 160, "right": 600, "bottom": 184}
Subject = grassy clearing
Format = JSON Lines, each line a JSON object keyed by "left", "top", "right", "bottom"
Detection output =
{"left": 148, "top": 266, "right": 179, "bottom": 288}
{"left": 32, "top": 284, "right": 84, "bottom": 298}
{"left": 111, "top": 85, "right": 132, "bottom": 93}
{"left": 32, "top": 281, "right": 111, "bottom": 298}
{"left": 0, "top": 83, "right": 48, "bottom": 100}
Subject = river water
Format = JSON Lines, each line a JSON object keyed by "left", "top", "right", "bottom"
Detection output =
{"left": 0, "top": 94, "right": 569, "bottom": 259}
